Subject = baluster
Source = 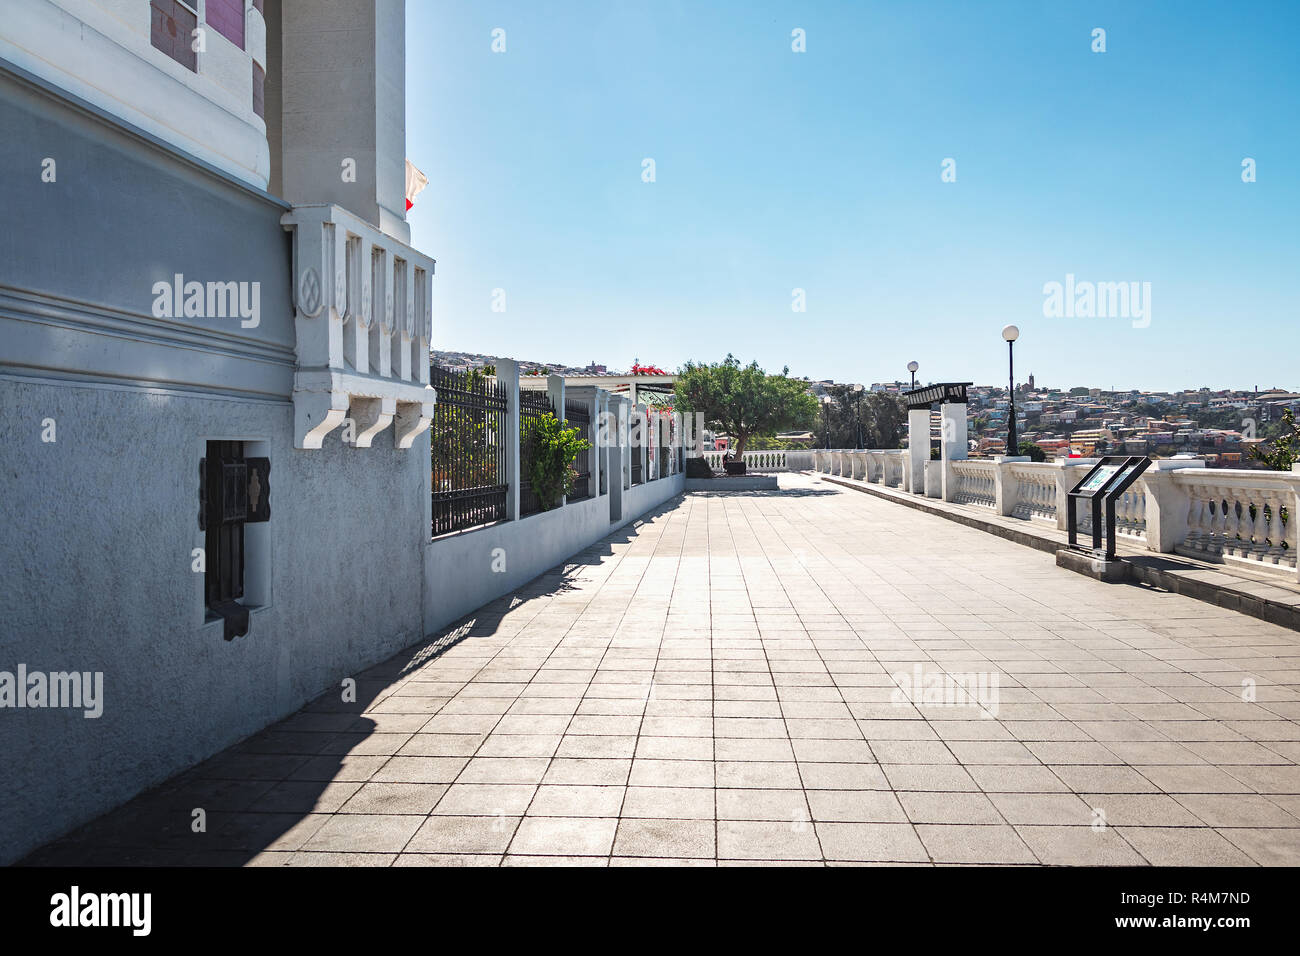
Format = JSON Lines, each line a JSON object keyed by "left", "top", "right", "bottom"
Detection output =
{"left": 1284, "top": 496, "right": 1298, "bottom": 568}
{"left": 1242, "top": 493, "right": 1264, "bottom": 559}
{"left": 1191, "top": 493, "right": 1208, "bottom": 552}
{"left": 1248, "top": 494, "right": 1268, "bottom": 561}
{"left": 1196, "top": 493, "right": 1212, "bottom": 550}
{"left": 1226, "top": 494, "right": 1244, "bottom": 556}
{"left": 1261, "top": 492, "right": 1283, "bottom": 563}
{"left": 1210, "top": 493, "right": 1228, "bottom": 555}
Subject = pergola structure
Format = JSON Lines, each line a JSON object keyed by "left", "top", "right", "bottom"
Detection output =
{"left": 544, "top": 373, "right": 677, "bottom": 407}
{"left": 901, "top": 381, "right": 973, "bottom": 497}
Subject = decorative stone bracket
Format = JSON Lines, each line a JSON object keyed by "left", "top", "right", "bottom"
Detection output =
{"left": 282, "top": 204, "right": 436, "bottom": 450}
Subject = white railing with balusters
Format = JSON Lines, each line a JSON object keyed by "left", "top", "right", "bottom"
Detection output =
{"left": 951, "top": 460, "right": 996, "bottom": 509}
{"left": 700, "top": 449, "right": 797, "bottom": 472}
{"left": 1116, "top": 482, "right": 1147, "bottom": 540}
{"left": 882, "top": 452, "right": 903, "bottom": 488}
{"left": 1172, "top": 469, "right": 1297, "bottom": 572}
{"left": 1008, "top": 462, "right": 1058, "bottom": 523}
{"left": 811, "top": 445, "right": 1300, "bottom": 580}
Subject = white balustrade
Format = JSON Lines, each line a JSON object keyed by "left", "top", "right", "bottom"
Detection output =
{"left": 699, "top": 449, "right": 806, "bottom": 472}
{"left": 786, "top": 450, "right": 815, "bottom": 470}
{"left": 866, "top": 451, "right": 884, "bottom": 483}
{"left": 1008, "top": 463, "right": 1058, "bottom": 523}
{"left": 851, "top": 450, "right": 867, "bottom": 480}
{"left": 882, "top": 451, "right": 903, "bottom": 488}
{"left": 951, "top": 460, "right": 997, "bottom": 508}
{"left": 1173, "top": 470, "right": 1297, "bottom": 573}
{"left": 1116, "top": 482, "right": 1147, "bottom": 540}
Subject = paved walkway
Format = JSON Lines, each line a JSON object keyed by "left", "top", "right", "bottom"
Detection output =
{"left": 26, "top": 475, "right": 1300, "bottom": 865}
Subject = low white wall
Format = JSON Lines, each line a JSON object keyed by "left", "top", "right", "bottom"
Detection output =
{"left": 423, "top": 473, "right": 685, "bottom": 634}
{"left": 621, "top": 473, "right": 685, "bottom": 529}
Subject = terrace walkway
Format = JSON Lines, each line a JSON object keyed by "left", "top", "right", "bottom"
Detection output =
{"left": 24, "top": 475, "right": 1300, "bottom": 865}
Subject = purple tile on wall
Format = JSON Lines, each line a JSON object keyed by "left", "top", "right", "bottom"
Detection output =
{"left": 150, "top": 0, "right": 197, "bottom": 72}
{"left": 205, "top": 0, "right": 245, "bottom": 50}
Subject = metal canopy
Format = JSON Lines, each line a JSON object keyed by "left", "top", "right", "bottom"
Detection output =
{"left": 902, "top": 382, "right": 972, "bottom": 410}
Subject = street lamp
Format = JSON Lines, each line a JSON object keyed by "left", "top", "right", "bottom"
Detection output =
{"left": 907, "top": 361, "right": 918, "bottom": 389}
{"left": 821, "top": 395, "right": 833, "bottom": 449}
{"left": 852, "top": 384, "right": 864, "bottom": 449}
{"left": 1002, "top": 325, "right": 1019, "bottom": 456}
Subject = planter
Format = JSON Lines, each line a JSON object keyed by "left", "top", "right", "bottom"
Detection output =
{"left": 685, "top": 457, "right": 713, "bottom": 479}
{"left": 723, "top": 460, "right": 747, "bottom": 476}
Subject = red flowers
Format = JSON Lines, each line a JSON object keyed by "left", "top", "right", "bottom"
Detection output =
{"left": 631, "top": 363, "right": 667, "bottom": 375}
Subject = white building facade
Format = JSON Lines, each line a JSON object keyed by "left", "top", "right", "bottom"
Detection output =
{"left": 0, "top": 0, "right": 431, "bottom": 864}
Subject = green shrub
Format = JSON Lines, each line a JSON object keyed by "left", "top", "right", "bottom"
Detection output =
{"left": 523, "top": 413, "right": 592, "bottom": 511}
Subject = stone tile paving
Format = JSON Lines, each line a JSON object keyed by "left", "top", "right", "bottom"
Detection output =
{"left": 23, "top": 475, "right": 1300, "bottom": 866}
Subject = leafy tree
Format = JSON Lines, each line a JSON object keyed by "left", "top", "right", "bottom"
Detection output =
{"left": 1018, "top": 440, "right": 1047, "bottom": 462}
{"left": 674, "top": 355, "right": 817, "bottom": 457}
{"left": 749, "top": 434, "right": 795, "bottom": 450}
{"left": 1250, "top": 407, "right": 1300, "bottom": 471}
{"left": 863, "top": 391, "right": 907, "bottom": 448}
{"left": 817, "top": 386, "right": 906, "bottom": 449}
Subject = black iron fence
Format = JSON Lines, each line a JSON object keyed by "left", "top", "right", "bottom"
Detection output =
{"left": 518, "top": 388, "right": 556, "bottom": 517}
{"left": 565, "top": 397, "right": 592, "bottom": 500}
{"left": 659, "top": 445, "right": 669, "bottom": 478}
{"left": 430, "top": 365, "right": 509, "bottom": 536}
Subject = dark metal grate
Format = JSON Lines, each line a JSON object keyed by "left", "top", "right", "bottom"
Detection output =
{"left": 518, "top": 388, "right": 556, "bottom": 517}
{"left": 430, "top": 365, "right": 509, "bottom": 536}
{"left": 565, "top": 397, "right": 592, "bottom": 500}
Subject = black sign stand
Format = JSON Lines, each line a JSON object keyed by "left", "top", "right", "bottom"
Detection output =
{"left": 1065, "top": 456, "right": 1151, "bottom": 561}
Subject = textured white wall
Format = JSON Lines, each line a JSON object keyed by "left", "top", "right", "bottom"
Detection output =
{"left": 0, "top": 380, "right": 429, "bottom": 865}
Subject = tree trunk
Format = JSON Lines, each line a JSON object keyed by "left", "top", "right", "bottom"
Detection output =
{"left": 733, "top": 434, "right": 748, "bottom": 458}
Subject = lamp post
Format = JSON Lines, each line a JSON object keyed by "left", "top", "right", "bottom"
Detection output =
{"left": 852, "top": 384, "right": 864, "bottom": 449}
{"left": 1002, "top": 325, "right": 1019, "bottom": 456}
{"left": 821, "top": 395, "right": 833, "bottom": 449}
{"left": 907, "top": 361, "right": 918, "bottom": 390}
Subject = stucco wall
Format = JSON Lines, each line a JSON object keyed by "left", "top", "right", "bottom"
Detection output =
{"left": 0, "top": 381, "right": 428, "bottom": 864}
{"left": 0, "top": 65, "right": 429, "bottom": 864}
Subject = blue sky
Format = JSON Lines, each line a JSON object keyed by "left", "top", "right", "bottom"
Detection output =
{"left": 406, "top": 1, "right": 1298, "bottom": 393}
